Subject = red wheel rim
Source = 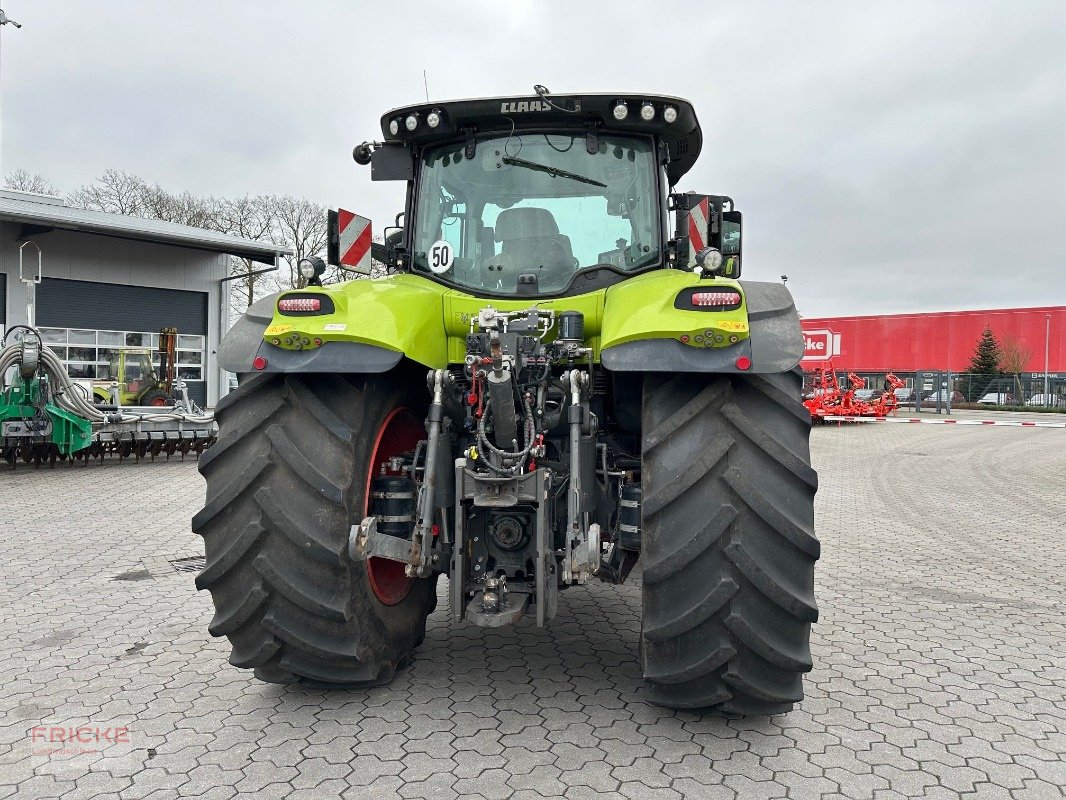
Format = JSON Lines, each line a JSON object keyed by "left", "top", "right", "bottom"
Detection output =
{"left": 364, "top": 407, "right": 424, "bottom": 606}
{"left": 150, "top": 396, "right": 168, "bottom": 407}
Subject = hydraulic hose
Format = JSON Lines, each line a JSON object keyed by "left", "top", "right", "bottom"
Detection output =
{"left": 476, "top": 392, "right": 536, "bottom": 475}
{"left": 0, "top": 331, "right": 215, "bottom": 426}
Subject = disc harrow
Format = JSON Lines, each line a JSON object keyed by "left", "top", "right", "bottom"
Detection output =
{"left": 2, "top": 429, "right": 216, "bottom": 468}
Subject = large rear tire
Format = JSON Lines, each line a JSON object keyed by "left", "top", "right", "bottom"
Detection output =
{"left": 640, "top": 369, "right": 819, "bottom": 714}
{"left": 193, "top": 370, "right": 437, "bottom": 685}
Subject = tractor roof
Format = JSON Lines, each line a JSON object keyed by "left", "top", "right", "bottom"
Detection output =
{"left": 380, "top": 92, "right": 702, "bottom": 185}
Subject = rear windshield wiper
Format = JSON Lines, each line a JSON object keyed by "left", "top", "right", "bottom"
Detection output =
{"left": 501, "top": 156, "right": 607, "bottom": 188}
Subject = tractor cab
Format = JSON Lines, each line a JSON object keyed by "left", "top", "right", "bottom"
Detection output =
{"left": 350, "top": 90, "right": 741, "bottom": 298}
{"left": 411, "top": 129, "right": 660, "bottom": 295}
{"left": 91, "top": 329, "right": 178, "bottom": 407}
{"left": 112, "top": 350, "right": 150, "bottom": 384}
{"left": 92, "top": 350, "right": 163, "bottom": 406}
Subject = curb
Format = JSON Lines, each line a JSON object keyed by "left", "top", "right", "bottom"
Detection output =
{"left": 821, "top": 416, "right": 1066, "bottom": 428}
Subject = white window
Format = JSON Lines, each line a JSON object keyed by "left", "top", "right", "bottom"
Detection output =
{"left": 38, "top": 328, "right": 206, "bottom": 382}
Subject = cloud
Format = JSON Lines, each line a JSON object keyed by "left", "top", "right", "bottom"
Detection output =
{"left": 3, "top": 0, "right": 1063, "bottom": 316}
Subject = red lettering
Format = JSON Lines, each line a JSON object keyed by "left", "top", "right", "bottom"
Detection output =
{"left": 30, "top": 723, "right": 131, "bottom": 746}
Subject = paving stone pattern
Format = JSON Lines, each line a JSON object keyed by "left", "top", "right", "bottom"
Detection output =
{"left": 0, "top": 424, "right": 1063, "bottom": 799}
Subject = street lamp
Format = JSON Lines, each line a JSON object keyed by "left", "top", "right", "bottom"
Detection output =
{"left": 1045, "top": 314, "right": 1051, "bottom": 403}
{"left": 0, "top": 7, "right": 23, "bottom": 180}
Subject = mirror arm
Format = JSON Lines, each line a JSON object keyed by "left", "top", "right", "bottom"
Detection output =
{"left": 371, "top": 242, "right": 389, "bottom": 265}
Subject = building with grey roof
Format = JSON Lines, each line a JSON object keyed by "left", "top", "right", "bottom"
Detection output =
{"left": 0, "top": 188, "right": 289, "bottom": 407}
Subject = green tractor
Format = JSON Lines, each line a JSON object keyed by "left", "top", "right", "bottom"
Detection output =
{"left": 91, "top": 349, "right": 171, "bottom": 406}
{"left": 196, "top": 89, "right": 819, "bottom": 714}
{"left": 91, "top": 329, "right": 177, "bottom": 407}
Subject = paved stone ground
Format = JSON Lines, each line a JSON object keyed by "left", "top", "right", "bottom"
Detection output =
{"left": 0, "top": 424, "right": 1063, "bottom": 799}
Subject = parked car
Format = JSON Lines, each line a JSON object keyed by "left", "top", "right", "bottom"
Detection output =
{"left": 1026, "top": 394, "right": 1066, "bottom": 408}
{"left": 928, "top": 389, "right": 965, "bottom": 404}
{"left": 853, "top": 388, "right": 877, "bottom": 401}
{"left": 978, "top": 392, "right": 1015, "bottom": 405}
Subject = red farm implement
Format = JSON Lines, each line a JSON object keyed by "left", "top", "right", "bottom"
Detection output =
{"left": 804, "top": 361, "right": 905, "bottom": 421}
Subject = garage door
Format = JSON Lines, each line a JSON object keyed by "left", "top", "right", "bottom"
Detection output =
{"left": 36, "top": 278, "right": 209, "bottom": 406}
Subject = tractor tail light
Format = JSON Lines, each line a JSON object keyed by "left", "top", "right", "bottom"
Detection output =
{"left": 277, "top": 293, "right": 335, "bottom": 315}
{"left": 278, "top": 297, "right": 321, "bottom": 312}
{"left": 735, "top": 356, "right": 751, "bottom": 371}
{"left": 252, "top": 356, "right": 267, "bottom": 371}
{"left": 675, "top": 288, "right": 743, "bottom": 311}
{"left": 691, "top": 291, "right": 741, "bottom": 307}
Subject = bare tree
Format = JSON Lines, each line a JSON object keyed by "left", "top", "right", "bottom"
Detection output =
{"left": 140, "top": 184, "right": 220, "bottom": 229}
{"left": 67, "top": 171, "right": 354, "bottom": 314}
{"left": 217, "top": 195, "right": 277, "bottom": 315}
{"left": 269, "top": 195, "right": 328, "bottom": 289}
{"left": 68, "top": 169, "right": 147, "bottom": 215}
{"left": 999, "top": 332, "right": 1032, "bottom": 403}
{"left": 4, "top": 169, "right": 59, "bottom": 195}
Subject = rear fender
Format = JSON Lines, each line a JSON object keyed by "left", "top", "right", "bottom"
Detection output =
{"left": 217, "top": 276, "right": 449, "bottom": 374}
{"left": 600, "top": 274, "right": 802, "bottom": 374}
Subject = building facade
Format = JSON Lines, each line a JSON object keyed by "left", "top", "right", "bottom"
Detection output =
{"left": 0, "top": 190, "right": 286, "bottom": 407}
{"left": 800, "top": 306, "right": 1065, "bottom": 375}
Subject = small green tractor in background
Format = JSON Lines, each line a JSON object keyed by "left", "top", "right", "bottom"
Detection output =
{"left": 195, "top": 89, "right": 819, "bottom": 714}
{"left": 92, "top": 328, "right": 177, "bottom": 407}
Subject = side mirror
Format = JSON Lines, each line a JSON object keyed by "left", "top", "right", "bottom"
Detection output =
{"left": 672, "top": 193, "right": 742, "bottom": 277}
{"left": 371, "top": 229, "right": 404, "bottom": 268}
{"left": 714, "top": 210, "right": 742, "bottom": 278}
{"left": 370, "top": 142, "right": 414, "bottom": 181}
{"left": 352, "top": 142, "right": 414, "bottom": 180}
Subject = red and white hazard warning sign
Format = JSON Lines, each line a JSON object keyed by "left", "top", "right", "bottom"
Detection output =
{"left": 337, "top": 209, "right": 372, "bottom": 275}
{"left": 687, "top": 196, "right": 710, "bottom": 267}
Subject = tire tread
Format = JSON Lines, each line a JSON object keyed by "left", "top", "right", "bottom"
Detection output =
{"left": 195, "top": 372, "right": 435, "bottom": 687}
{"left": 641, "top": 369, "right": 819, "bottom": 715}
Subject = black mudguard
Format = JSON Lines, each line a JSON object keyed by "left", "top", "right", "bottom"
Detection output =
{"left": 600, "top": 280, "right": 803, "bottom": 374}
{"left": 217, "top": 294, "right": 403, "bottom": 374}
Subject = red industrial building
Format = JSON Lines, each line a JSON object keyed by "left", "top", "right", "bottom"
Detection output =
{"left": 800, "top": 306, "right": 1065, "bottom": 375}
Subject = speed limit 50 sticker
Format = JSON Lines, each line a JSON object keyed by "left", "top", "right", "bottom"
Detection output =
{"left": 428, "top": 240, "right": 454, "bottom": 274}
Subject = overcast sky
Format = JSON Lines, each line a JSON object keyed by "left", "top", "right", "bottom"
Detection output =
{"left": 2, "top": 0, "right": 1063, "bottom": 317}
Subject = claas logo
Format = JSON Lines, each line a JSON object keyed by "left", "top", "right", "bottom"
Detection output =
{"left": 802, "top": 329, "right": 840, "bottom": 361}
